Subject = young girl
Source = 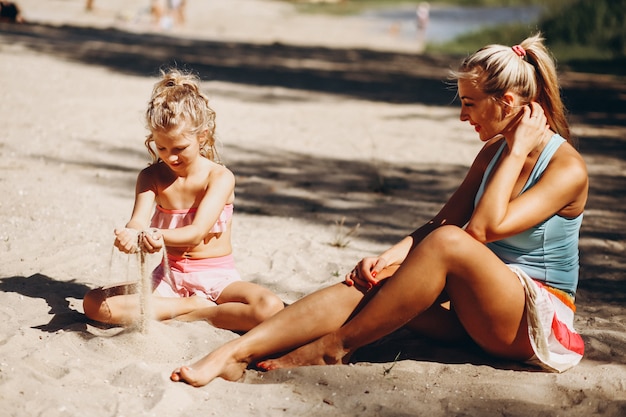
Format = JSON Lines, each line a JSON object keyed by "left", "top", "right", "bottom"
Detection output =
{"left": 83, "top": 69, "right": 284, "bottom": 331}
{"left": 170, "top": 33, "right": 588, "bottom": 387}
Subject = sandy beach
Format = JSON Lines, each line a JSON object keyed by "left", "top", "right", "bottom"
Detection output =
{"left": 1, "top": 0, "right": 625, "bottom": 416}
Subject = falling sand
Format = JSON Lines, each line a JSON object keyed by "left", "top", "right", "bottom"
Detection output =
{"left": 137, "top": 245, "right": 152, "bottom": 334}
{"left": 106, "top": 231, "right": 166, "bottom": 334}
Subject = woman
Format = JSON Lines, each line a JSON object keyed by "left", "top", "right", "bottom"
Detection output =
{"left": 170, "top": 33, "right": 588, "bottom": 387}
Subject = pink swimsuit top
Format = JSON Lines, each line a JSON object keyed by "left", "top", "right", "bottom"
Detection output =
{"left": 150, "top": 204, "right": 233, "bottom": 234}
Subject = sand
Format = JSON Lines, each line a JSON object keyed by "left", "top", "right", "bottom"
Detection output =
{"left": 1, "top": 1, "right": 625, "bottom": 416}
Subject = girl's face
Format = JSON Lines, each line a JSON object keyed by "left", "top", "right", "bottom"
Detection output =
{"left": 152, "top": 126, "right": 202, "bottom": 172}
{"left": 458, "top": 79, "right": 514, "bottom": 142}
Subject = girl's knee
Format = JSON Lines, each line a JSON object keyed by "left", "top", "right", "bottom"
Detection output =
{"left": 82, "top": 288, "right": 112, "bottom": 322}
{"left": 253, "top": 293, "right": 284, "bottom": 323}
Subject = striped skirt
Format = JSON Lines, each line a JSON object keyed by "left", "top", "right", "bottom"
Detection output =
{"left": 509, "top": 266, "right": 585, "bottom": 372}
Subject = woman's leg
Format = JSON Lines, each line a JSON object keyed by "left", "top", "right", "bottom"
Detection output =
{"left": 175, "top": 281, "right": 284, "bottom": 331}
{"left": 262, "top": 225, "right": 532, "bottom": 369}
{"left": 169, "top": 275, "right": 390, "bottom": 387}
{"left": 404, "top": 294, "right": 471, "bottom": 344}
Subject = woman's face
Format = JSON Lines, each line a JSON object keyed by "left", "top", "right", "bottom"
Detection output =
{"left": 458, "top": 79, "right": 512, "bottom": 142}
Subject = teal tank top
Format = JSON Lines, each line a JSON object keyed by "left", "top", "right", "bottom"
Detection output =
{"left": 474, "top": 134, "right": 582, "bottom": 296}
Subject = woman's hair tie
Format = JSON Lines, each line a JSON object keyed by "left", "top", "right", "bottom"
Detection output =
{"left": 511, "top": 44, "right": 526, "bottom": 58}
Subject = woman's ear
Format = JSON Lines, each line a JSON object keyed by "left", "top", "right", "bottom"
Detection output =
{"left": 498, "top": 92, "right": 522, "bottom": 119}
{"left": 501, "top": 92, "right": 517, "bottom": 111}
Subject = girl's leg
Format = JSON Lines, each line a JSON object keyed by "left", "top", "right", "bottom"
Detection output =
{"left": 170, "top": 277, "right": 387, "bottom": 387}
{"left": 263, "top": 225, "right": 532, "bottom": 369}
{"left": 175, "top": 281, "right": 284, "bottom": 331}
{"left": 82, "top": 284, "right": 212, "bottom": 325}
{"left": 83, "top": 283, "right": 138, "bottom": 324}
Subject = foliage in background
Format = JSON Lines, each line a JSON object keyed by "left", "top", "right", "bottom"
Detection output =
{"left": 283, "top": 0, "right": 625, "bottom": 74}
{"left": 541, "top": 0, "right": 626, "bottom": 57}
{"left": 427, "top": 0, "right": 625, "bottom": 74}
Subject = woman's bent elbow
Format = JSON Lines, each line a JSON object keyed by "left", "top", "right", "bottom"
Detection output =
{"left": 464, "top": 225, "right": 488, "bottom": 244}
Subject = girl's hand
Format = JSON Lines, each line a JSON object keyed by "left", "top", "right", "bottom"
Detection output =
{"left": 345, "top": 256, "right": 388, "bottom": 291}
{"left": 140, "top": 228, "right": 163, "bottom": 254}
{"left": 114, "top": 228, "right": 140, "bottom": 254}
{"left": 507, "top": 102, "right": 550, "bottom": 157}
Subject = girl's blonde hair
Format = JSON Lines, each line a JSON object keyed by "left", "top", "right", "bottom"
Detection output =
{"left": 145, "top": 69, "right": 219, "bottom": 163}
{"left": 450, "top": 33, "right": 572, "bottom": 143}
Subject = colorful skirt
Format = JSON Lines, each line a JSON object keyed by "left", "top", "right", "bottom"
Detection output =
{"left": 509, "top": 266, "right": 585, "bottom": 372}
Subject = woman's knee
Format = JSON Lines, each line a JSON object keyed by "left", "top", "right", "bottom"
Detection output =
{"left": 422, "top": 225, "right": 469, "bottom": 255}
{"left": 82, "top": 288, "right": 111, "bottom": 322}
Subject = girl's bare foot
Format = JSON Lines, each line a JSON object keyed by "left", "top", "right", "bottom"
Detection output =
{"left": 257, "top": 332, "right": 350, "bottom": 371}
{"left": 170, "top": 346, "right": 248, "bottom": 387}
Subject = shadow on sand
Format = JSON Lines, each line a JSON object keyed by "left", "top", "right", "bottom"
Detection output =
{"left": 1, "top": 22, "right": 625, "bottom": 118}
{"left": 0, "top": 274, "right": 90, "bottom": 332}
{"left": 1, "top": 22, "right": 625, "bottom": 349}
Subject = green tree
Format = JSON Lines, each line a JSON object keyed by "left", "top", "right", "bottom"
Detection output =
{"left": 541, "top": 0, "right": 626, "bottom": 56}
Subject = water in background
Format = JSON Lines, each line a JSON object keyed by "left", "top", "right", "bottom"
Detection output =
{"left": 361, "top": 4, "right": 543, "bottom": 44}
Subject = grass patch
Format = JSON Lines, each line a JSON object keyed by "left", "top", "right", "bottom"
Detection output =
{"left": 330, "top": 217, "right": 361, "bottom": 248}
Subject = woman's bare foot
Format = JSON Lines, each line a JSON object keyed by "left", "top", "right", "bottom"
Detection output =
{"left": 170, "top": 345, "right": 248, "bottom": 387}
{"left": 257, "top": 332, "right": 351, "bottom": 371}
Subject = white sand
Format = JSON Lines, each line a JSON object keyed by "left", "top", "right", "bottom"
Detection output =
{"left": 1, "top": 1, "right": 625, "bottom": 416}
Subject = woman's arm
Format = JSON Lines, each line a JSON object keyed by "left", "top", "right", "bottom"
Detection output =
{"left": 348, "top": 139, "right": 499, "bottom": 287}
{"left": 466, "top": 104, "right": 587, "bottom": 243}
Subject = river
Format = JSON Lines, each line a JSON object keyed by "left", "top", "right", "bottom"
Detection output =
{"left": 360, "top": 4, "right": 543, "bottom": 44}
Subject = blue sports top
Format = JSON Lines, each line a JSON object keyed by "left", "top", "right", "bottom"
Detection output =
{"left": 474, "top": 134, "right": 582, "bottom": 296}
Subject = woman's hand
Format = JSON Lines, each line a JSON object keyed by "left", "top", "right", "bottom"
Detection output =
{"left": 114, "top": 228, "right": 140, "bottom": 254}
{"left": 345, "top": 256, "right": 388, "bottom": 291}
{"left": 506, "top": 102, "right": 550, "bottom": 157}
{"left": 139, "top": 228, "right": 164, "bottom": 254}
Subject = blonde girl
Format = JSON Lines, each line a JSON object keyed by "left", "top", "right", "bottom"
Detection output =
{"left": 83, "top": 69, "right": 284, "bottom": 331}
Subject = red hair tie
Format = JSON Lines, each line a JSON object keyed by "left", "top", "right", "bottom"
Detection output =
{"left": 512, "top": 45, "right": 526, "bottom": 58}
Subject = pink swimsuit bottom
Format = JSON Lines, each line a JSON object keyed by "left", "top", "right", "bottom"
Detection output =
{"left": 152, "top": 254, "right": 241, "bottom": 302}
{"left": 149, "top": 203, "right": 238, "bottom": 301}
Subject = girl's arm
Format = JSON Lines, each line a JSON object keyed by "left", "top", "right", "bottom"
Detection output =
{"left": 158, "top": 166, "right": 235, "bottom": 248}
{"left": 466, "top": 104, "right": 587, "bottom": 243}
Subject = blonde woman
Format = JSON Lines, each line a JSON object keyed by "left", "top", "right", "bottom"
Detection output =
{"left": 171, "top": 33, "right": 588, "bottom": 387}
